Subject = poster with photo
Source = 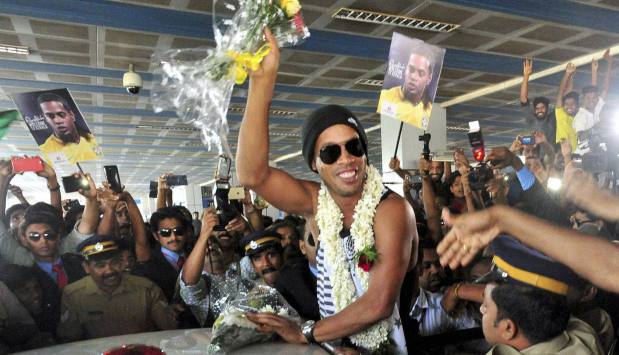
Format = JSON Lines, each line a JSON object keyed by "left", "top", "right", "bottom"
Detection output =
{"left": 12, "top": 88, "right": 102, "bottom": 166}
{"left": 377, "top": 32, "right": 446, "bottom": 130}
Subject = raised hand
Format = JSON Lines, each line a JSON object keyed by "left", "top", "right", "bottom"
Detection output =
{"left": 248, "top": 28, "right": 280, "bottom": 84}
{"left": 603, "top": 48, "right": 611, "bottom": 63}
{"left": 453, "top": 149, "right": 470, "bottom": 175}
{"left": 523, "top": 58, "right": 533, "bottom": 77}
{"left": 78, "top": 173, "right": 97, "bottom": 200}
{"left": 566, "top": 62, "right": 576, "bottom": 75}
{"left": 0, "top": 159, "right": 13, "bottom": 180}
{"left": 592, "top": 58, "right": 599, "bottom": 73}
{"left": 8, "top": 185, "right": 24, "bottom": 198}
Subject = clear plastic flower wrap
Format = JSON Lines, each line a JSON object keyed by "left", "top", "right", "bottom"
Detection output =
{"left": 151, "top": 0, "right": 310, "bottom": 157}
{"left": 207, "top": 284, "right": 301, "bottom": 354}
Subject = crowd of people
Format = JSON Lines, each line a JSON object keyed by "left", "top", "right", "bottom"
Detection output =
{"left": 1, "top": 30, "right": 618, "bottom": 355}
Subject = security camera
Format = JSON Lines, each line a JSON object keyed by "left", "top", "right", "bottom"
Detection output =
{"left": 123, "top": 64, "right": 142, "bottom": 95}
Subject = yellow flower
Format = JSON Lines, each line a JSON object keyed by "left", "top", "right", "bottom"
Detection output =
{"left": 226, "top": 44, "right": 271, "bottom": 85}
{"left": 279, "top": 0, "right": 301, "bottom": 17}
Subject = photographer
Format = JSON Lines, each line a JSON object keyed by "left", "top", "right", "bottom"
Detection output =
{"left": 180, "top": 209, "right": 254, "bottom": 327}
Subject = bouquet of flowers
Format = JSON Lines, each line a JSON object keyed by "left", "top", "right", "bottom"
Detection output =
{"left": 207, "top": 285, "right": 301, "bottom": 354}
{"left": 151, "top": 0, "right": 310, "bottom": 157}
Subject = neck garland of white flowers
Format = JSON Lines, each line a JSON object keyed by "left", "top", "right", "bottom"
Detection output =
{"left": 315, "top": 164, "right": 390, "bottom": 350}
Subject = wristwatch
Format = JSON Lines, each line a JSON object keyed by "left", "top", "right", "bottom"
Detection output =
{"left": 301, "top": 320, "right": 316, "bottom": 344}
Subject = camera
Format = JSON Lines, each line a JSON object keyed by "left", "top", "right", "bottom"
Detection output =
{"left": 123, "top": 64, "right": 142, "bottom": 95}
{"left": 468, "top": 163, "right": 494, "bottom": 190}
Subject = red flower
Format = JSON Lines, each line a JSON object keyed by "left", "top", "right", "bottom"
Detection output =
{"left": 358, "top": 255, "right": 373, "bottom": 272}
{"left": 292, "top": 13, "right": 305, "bottom": 33}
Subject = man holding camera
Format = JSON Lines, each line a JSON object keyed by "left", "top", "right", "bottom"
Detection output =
{"left": 37, "top": 93, "right": 100, "bottom": 165}
{"left": 236, "top": 30, "right": 416, "bottom": 353}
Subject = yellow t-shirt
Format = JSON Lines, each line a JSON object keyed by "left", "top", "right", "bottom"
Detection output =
{"left": 377, "top": 86, "right": 432, "bottom": 129}
{"left": 554, "top": 107, "right": 577, "bottom": 152}
{"left": 40, "top": 133, "right": 102, "bottom": 165}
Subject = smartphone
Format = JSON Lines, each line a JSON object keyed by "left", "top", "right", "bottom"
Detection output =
{"left": 149, "top": 181, "right": 158, "bottom": 198}
{"left": 11, "top": 156, "right": 44, "bottom": 174}
{"left": 62, "top": 174, "right": 89, "bottom": 193}
{"left": 166, "top": 175, "right": 188, "bottom": 186}
{"left": 228, "top": 186, "right": 245, "bottom": 200}
{"left": 63, "top": 199, "right": 81, "bottom": 212}
{"left": 104, "top": 165, "right": 123, "bottom": 193}
{"left": 519, "top": 136, "right": 535, "bottom": 145}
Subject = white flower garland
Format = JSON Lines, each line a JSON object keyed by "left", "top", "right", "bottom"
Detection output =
{"left": 315, "top": 164, "right": 390, "bottom": 350}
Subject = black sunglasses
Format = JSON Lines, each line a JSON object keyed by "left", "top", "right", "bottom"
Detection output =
{"left": 27, "top": 232, "right": 58, "bottom": 242}
{"left": 158, "top": 226, "right": 186, "bottom": 237}
{"left": 319, "top": 138, "right": 364, "bottom": 165}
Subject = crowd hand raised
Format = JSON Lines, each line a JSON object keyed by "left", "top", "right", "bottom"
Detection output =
{"left": 249, "top": 28, "right": 280, "bottom": 84}
{"left": 389, "top": 157, "right": 401, "bottom": 171}
{"left": 8, "top": 184, "right": 24, "bottom": 198}
{"left": 592, "top": 58, "right": 599, "bottom": 72}
{"left": 437, "top": 207, "right": 501, "bottom": 269}
{"left": 0, "top": 159, "right": 14, "bottom": 180}
{"left": 244, "top": 312, "right": 305, "bottom": 344}
{"left": 509, "top": 136, "right": 523, "bottom": 154}
{"left": 486, "top": 147, "right": 519, "bottom": 170}
{"left": 200, "top": 208, "right": 219, "bottom": 238}
{"left": 454, "top": 149, "right": 470, "bottom": 175}
{"left": 533, "top": 131, "right": 547, "bottom": 146}
{"left": 35, "top": 159, "right": 57, "bottom": 181}
{"left": 562, "top": 161, "right": 596, "bottom": 206}
{"left": 97, "top": 183, "right": 120, "bottom": 209}
{"left": 78, "top": 173, "right": 97, "bottom": 200}
{"left": 566, "top": 62, "right": 576, "bottom": 75}
{"left": 523, "top": 58, "right": 533, "bottom": 77}
{"left": 225, "top": 215, "right": 247, "bottom": 233}
{"left": 158, "top": 173, "right": 171, "bottom": 190}
{"left": 603, "top": 48, "right": 612, "bottom": 63}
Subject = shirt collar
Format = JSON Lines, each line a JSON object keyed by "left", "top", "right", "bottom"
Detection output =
{"left": 160, "top": 246, "right": 181, "bottom": 263}
{"left": 36, "top": 257, "right": 62, "bottom": 273}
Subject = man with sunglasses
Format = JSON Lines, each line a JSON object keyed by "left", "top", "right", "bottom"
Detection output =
{"left": 237, "top": 30, "right": 416, "bottom": 353}
{"left": 133, "top": 207, "right": 190, "bottom": 302}
{"left": 21, "top": 201, "right": 97, "bottom": 335}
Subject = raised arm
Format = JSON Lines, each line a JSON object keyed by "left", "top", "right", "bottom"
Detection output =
{"left": 8, "top": 185, "right": 29, "bottom": 206}
{"left": 601, "top": 49, "right": 613, "bottom": 98}
{"left": 96, "top": 185, "right": 119, "bottom": 237}
{"left": 556, "top": 63, "right": 576, "bottom": 108}
{"left": 0, "top": 160, "right": 13, "bottom": 224}
{"left": 520, "top": 59, "right": 532, "bottom": 105}
{"left": 419, "top": 158, "right": 442, "bottom": 243}
{"left": 235, "top": 29, "right": 317, "bottom": 216}
{"left": 591, "top": 57, "right": 598, "bottom": 86}
{"left": 181, "top": 209, "right": 218, "bottom": 285}
{"left": 156, "top": 174, "right": 170, "bottom": 210}
{"left": 76, "top": 173, "right": 99, "bottom": 235}
{"left": 36, "top": 160, "right": 61, "bottom": 210}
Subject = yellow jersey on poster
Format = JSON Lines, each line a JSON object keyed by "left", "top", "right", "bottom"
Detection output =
{"left": 377, "top": 86, "right": 432, "bottom": 129}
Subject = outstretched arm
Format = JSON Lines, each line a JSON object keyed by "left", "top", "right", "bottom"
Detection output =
{"left": 76, "top": 173, "right": 98, "bottom": 235}
{"left": 181, "top": 210, "right": 218, "bottom": 285}
{"left": 556, "top": 63, "right": 576, "bottom": 108}
{"left": 235, "top": 29, "right": 317, "bottom": 216}
{"left": 35, "top": 160, "right": 61, "bottom": 211}
{"left": 437, "top": 205, "right": 619, "bottom": 294}
{"left": 0, "top": 160, "right": 13, "bottom": 224}
{"left": 601, "top": 49, "right": 613, "bottom": 99}
{"left": 520, "top": 59, "right": 532, "bottom": 105}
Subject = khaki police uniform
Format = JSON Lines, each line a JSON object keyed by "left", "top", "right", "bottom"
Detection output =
{"left": 57, "top": 273, "right": 176, "bottom": 341}
{"left": 488, "top": 317, "right": 604, "bottom": 355}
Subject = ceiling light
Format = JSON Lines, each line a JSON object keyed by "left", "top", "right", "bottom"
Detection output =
{"left": 355, "top": 78, "right": 384, "bottom": 86}
{"left": 333, "top": 8, "right": 459, "bottom": 33}
{"left": 136, "top": 124, "right": 198, "bottom": 131}
{"left": 0, "top": 44, "right": 29, "bottom": 55}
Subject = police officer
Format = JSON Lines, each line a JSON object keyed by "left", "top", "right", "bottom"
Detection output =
{"left": 477, "top": 236, "right": 604, "bottom": 355}
{"left": 57, "top": 235, "right": 178, "bottom": 341}
{"left": 241, "top": 231, "right": 284, "bottom": 287}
